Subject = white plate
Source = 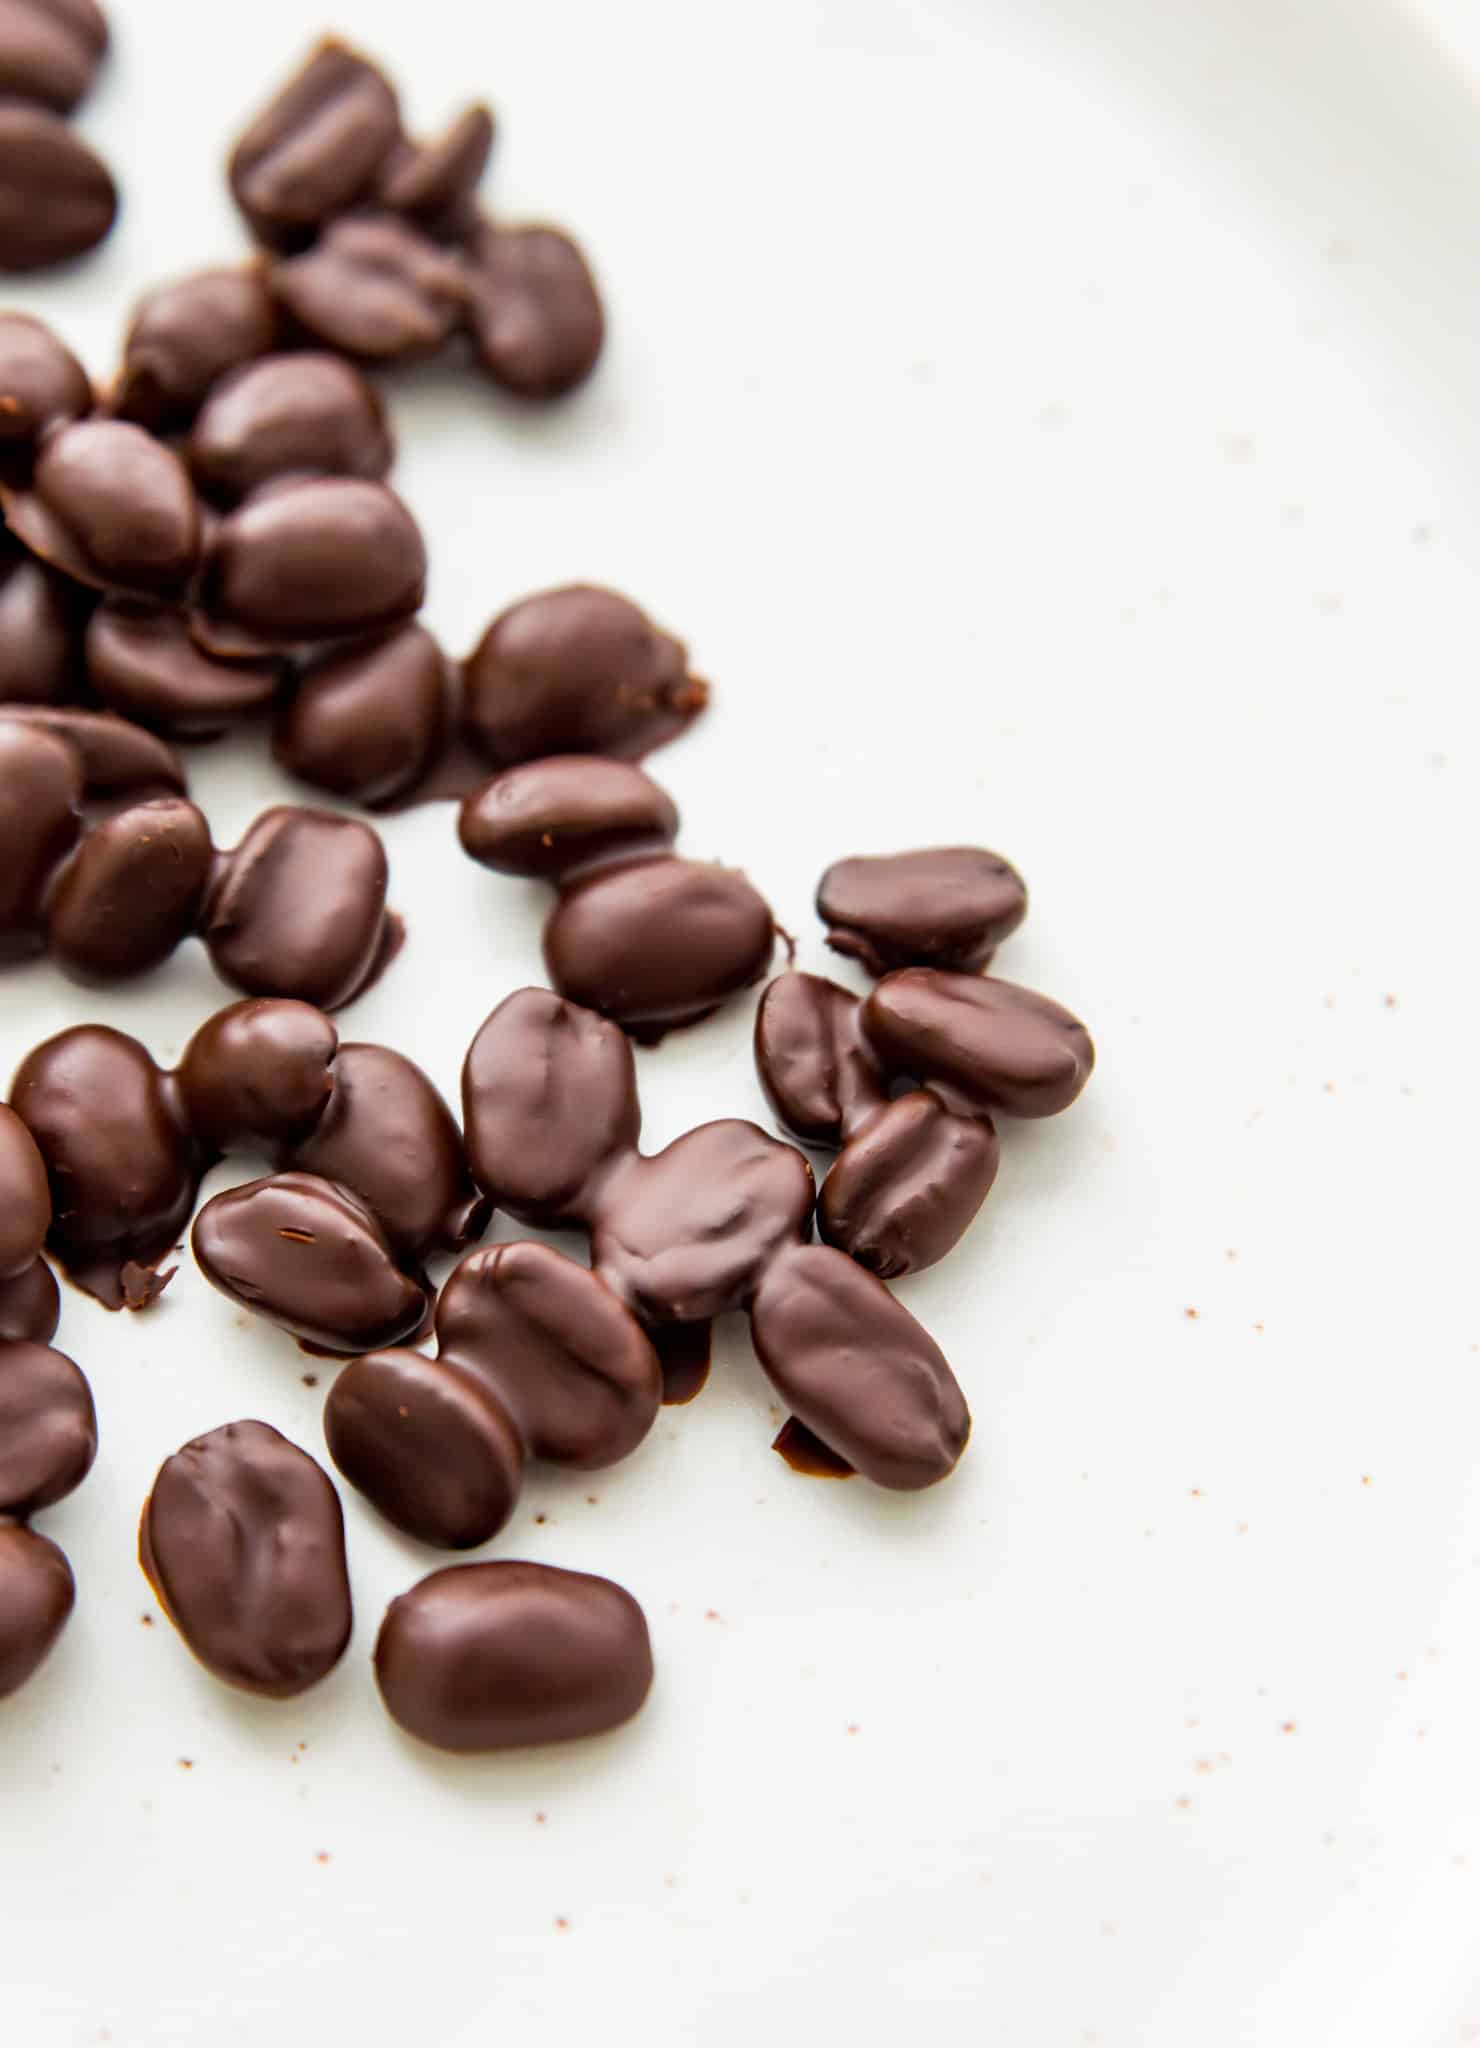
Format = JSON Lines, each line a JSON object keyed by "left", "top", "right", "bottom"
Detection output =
{"left": 3, "top": 2, "right": 1479, "bottom": 2042}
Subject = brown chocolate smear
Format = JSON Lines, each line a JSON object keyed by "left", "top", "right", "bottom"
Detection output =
{"left": 772, "top": 1416, "right": 855, "bottom": 1478}
{"left": 652, "top": 1320, "right": 712, "bottom": 1406}
{"left": 0, "top": 104, "right": 115, "bottom": 272}
{"left": 188, "top": 352, "right": 393, "bottom": 505}
{"left": 272, "top": 213, "right": 466, "bottom": 362}
{"left": 229, "top": 39, "right": 401, "bottom": 251}
{"left": 817, "top": 1090, "right": 999, "bottom": 1279}
{"left": 458, "top": 755, "right": 678, "bottom": 883}
{"left": 753, "top": 970, "right": 890, "bottom": 1148}
{"left": 861, "top": 969, "right": 1095, "bottom": 1120}
{"left": 111, "top": 268, "right": 278, "bottom": 431}
{"left": 86, "top": 602, "right": 284, "bottom": 739}
{"left": 0, "top": 309, "right": 91, "bottom": 447}
{"left": 375, "top": 1560, "right": 653, "bottom": 1753}
{"left": 0, "top": 420, "right": 199, "bottom": 599}
{"left": 0, "top": 0, "right": 109, "bottom": 115}
{"left": 273, "top": 623, "right": 448, "bottom": 807}
{"left": 460, "top": 223, "right": 604, "bottom": 399}
{"left": 0, "top": 1338, "right": 96, "bottom": 1516}
{"left": 818, "top": 847, "right": 1028, "bottom": 977}
{"left": 0, "top": 1519, "right": 73, "bottom": 1700}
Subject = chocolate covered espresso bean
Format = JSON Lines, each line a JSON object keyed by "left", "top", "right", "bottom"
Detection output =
{"left": 0, "top": 704, "right": 185, "bottom": 796}
{"left": 140, "top": 1420, "right": 351, "bottom": 1697}
{"left": 272, "top": 213, "right": 466, "bottom": 362}
{"left": 817, "top": 847, "right": 1029, "bottom": 977}
{"left": 174, "top": 997, "right": 336, "bottom": 1152}
{"left": 459, "top": 756, "right": 678, "bottom": 881}
{"left": 0, "top": 1519, "right": 73, "bottom": 1699}
{"left": 110, "top": 268, "right": 278, "bottom": 430}
{"left": 0, "top": 311, "right": 90, "bottom": 450}
{"left": 273, "top": 624, "right": 449, "bottom": 806}
{"left": 375, "top": 1561, "right": 653, "bottom": 1753}
{"left": 0, "top": 104, "right": 115, "bottom": 271}
{"left": 861, "top": 969, "right": 1095, "bottom": 1120}
{"left": 0, "top": 719, "right": 80, "bottom": 956}
{"left": 753, "top": 970, "right": 890, "bottom": 1147}
{"left": 0, "top": 1340, "right": 96, "bottom": 1516}
{"left": 0, "top": 0, "right": 109, "bottom": 114}
{"left": 377, "top": 103, "right": 492, "bottom": 234}
{"left": 0, "top": 1258, "right": 59, "bottom": 1343}
{"left": 188, "top": 353, "right": 393, "bottom": 504}
{"left": 0, "top": 537, "right": 88, "bottom": 704}
{"left": 0, "top": 1103, "right": 50, "bottom": 1278}
{"left": 229, "top": 40, "right": 401, "bottom": 251}
{"left": 1, "top": 421, "right": 199, "bottom": 599}
{"left": 45, "top": 796, "right": 213, "bottom": 983}
{"left": 85, "top": 603, "right": 284, "bottom": 738}
{"left": 461, "top": 224, "right": 604, "bottom": 399}
{"left": 192, "top": 1172, "right": 428, "bottom": 1353}
{"left": 816, "top": 1090, "right": 999, "bottom": 1279}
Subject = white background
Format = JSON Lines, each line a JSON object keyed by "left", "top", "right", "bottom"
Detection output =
{"left": 2, "top": 1, "right": 1479, "bottom": 2042}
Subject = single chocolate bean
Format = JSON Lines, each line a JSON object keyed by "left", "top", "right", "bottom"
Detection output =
{"left": 0, "top": 103, "right": 114, "bottom": 271}
{"left": 545, "top": 856, "right": 775, "bottom": 1038}
{"left": 188, "top": 352, "right": 393, "bottom": 505}
{"left": 816, "top": 1090, "right": 999, "bottom": 1278}
{"left": 85, "top": 602, "right": 284, "bottom": 738}
{"left": 459, "top": 756, "right": 678, "bottom": 882}
{"left": 0, "top": 421, "right": 199, "bottom": 600}
{"left": 273, "top": 623, "right": 448, "bottom": 806}
{"left": 272, "top": 213, "right": 466, "bottom": 362}
{"left": 0, "top": 1257, "right": 59, "bottom": 1343}
{"left": 818, "top": 846, "right": 1028, "bottom": 977}
{"left": 175, "top": 997, "right": 336, "bottom": 1153}
{"left": 461, "top": 986, "right": 640, "bottom": 1226}
{"left": 110, "top": 268, "right": 277, "bottom": 434}
{"left": 203, "top": 806, "right": 397, "bottom": 1012}
{"left": 753, "top": 970, "right": 890, "bottom": 1147}
{"left": 0, "top": 310, "right": 90, "bottom": 447}
{"left": 0, "top": 1519, "right": 72, "bottom": 1698}
{"left": 324, "top": 1349, "right": 524, "bottom": 1550}
{"left": 0, "top": 703, "right": 184, "bottom": 796}
{"left": 0, "top": 0, "right": 108, "bottom": 113}
{"left": 861, "top": 969, "right": 1095, "bottom": 1119}
{"left": 0, "top": 538, "right": 89, "bottom": 704}
{"left": 229, "top": 39, "right": 401, "bottom": 250}
{"left": 287, "top": 1043, "right": 488, "bottom": 1261}
{"left": 0, "top": 1101, "right": 50, "bottom": 1278}
{"left": 197, "top": 477, "right": 424, "bottom": 653}
{"left": 191, "top": 1171, "right": 427, "bottom": 1353}
{"left": 45, "top": 795, "right": 213, "bottom": 984}
{"left": 592, "top": 1120, "right": 814, "bottom": 1323}
{"left": 375, "top": 1560, "right": 653, "bottom": 1753}
{"left": 0, "top": 718, "right": 80, "bottom": 956}
{"left": 377, "top": 104, "right": 492, "bottom": 235}
{"left": 10, "top": 1023, "right": 196, "bottom": 1305}
{"left": 750, "top": 1243, "right": 970, "bottom": 1490}
{"left": 140, "top": 1419, "right": 351, "bottom": 1697}
{"left": 461, "top": 224, "right": 604, "bottom": 400}
{"left": 463, "top": 585, "right": 706, "bottom": 768}
{"left": 0, "top": 1339, "right": 96, "bottom": 1516}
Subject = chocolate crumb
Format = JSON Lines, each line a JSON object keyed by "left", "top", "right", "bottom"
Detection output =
{"left": 140, "top": 1614, "right": 153, "bottom": 1627}
{"left": 315, "top": 1851, "right": 331, "bottom": 1864}
{"left": 534, "top": 1812, "right": 547, "bottom": 1824}
{"left": 179, "top": 1758, "right": 193, "bottom": 1770}
{"left": 554, "top": 1916, "right": 570, "bottom": 1931}
{"left": 301, "top": 1374, "right": 319, "bottom": 1388}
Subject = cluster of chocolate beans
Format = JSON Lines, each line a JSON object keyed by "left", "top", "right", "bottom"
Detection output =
{"left": 0, "top": 708, "right": 400, "bottom": 1005}
{"left": 0, "top": 0, "right": 115, "bottom": 274}
{"left": 0, "top": 1104, "right": 96, "bottom": 1701}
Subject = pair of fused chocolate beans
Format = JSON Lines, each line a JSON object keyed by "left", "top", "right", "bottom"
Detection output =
{"left": 0, "top": 0, "right": 115, "bottom": 274}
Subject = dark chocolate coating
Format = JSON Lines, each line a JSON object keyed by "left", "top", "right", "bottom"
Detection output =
{"left": 0, "top": 103, "right": 115, "bottom": 272}
{"left": 1, "top": 421, "right": 199, "bottom": 600}
{"left": 45, "top": 796, "right": 213, "bottom": 983}
{"left": 545, "top": 855, "right": 775, "bottom": 1037}
{"left": 191, "top": 1171, "right": 428, "bottom": 1353}
{"left": 85, "top": 602, "right": 284, "bottom": 738}
{"left": 140, "top": 1419, "right": 351, "bottom": 1697}
{"left": 174, "top": 997, "right": 336, "bottom": 1153}
{"left": 461, "top": 987, "right": 640, "bottom": 1227}
{"left": 458, "top": 756, "right": 679, "bottom": 882}
{"left": 0, "top": 0, "right": 109, "bottom": 114}
{"left": 197, "top": 476, "right": 425, "bottom": 652}
{"left": 325, "top": 1348, "right": 523, "bottom": 1549}
{"left": 0, "top": 718, "right": 81, "bottom": 955}
{"left": 592, "top": 1120, "right": 815, "bottom": 1324}
{"left": 111, "top": 268, "right": 278, "bottom": 431}
{"left": 229, "top": 40, "right": 401, "bottom": 251}
{"left": 750, "top": 1244, "right": 970, "bottom": 1490}
{"left": 10, "top": 1023, "right": 196, "bottom": 1305}
{"left": 287, "top": 1042, "right": 488, "bottom": 1260}
{"left": 861, "top": 969, "right": 1095, "bottom": 1119}
{"left": 0, "top": 704, "right": 185, "bottom": 796}
{"left": 0, "top": 1054, "right": 52, "bottom": 1274}
{"left": 0, "top": 310, "right": 90, "bottom": 446}
{"left": 377, "top": 104, "right": 492, "bottom": 233}
{"left": 203, "top": 806, "right": 395, "bottom": 1011}
{"left": 0, "top": 1256, "right": 59, "bottom": 1343}
{"left": 0, "top": 1339, "right": 96, "bottom": 1516}
{"left": 753, "top": 970, "right": 890, "bottom": 1147}
{"left": 0, "top": 538, "right": 88, "bottom": 704}
{"left": 374, "top": 1560, "right": 653, "bottom": 1753}
{"left": 461, "top": 224, "right": 604, "bottom": 399}
{"left": 462, "top": 585, "right": 706, "bottom": 769}
{"left": 188, "top": 352, "right": 393, "bottom": 505}
{"left": 816, "top": 1090, "right": 999, "bottom": 1279}
{"left": 272, "top": 213, "right": 466, "bottom": 362}
{"left": 817, "top": 846, "right": 1029, "bottom": 977}
{"left": 0, "top": 1519, "right": 73, "bottom": 1699}
{"left": 273, "top": 624, "right": 448, "bottom": 806}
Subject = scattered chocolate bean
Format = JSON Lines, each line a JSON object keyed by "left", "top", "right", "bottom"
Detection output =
{"left": 0, "top": 103, "right": 115, "bottom": 271}
{"left": 462, "top": 585, "right": 707, "bottom": 769}
{"left": 816, "top": 1089, "right": 999, "bottom": 1278}
{"left": 860, "top": 969, "right": 1095, "bottom": 1119}
{"left": 376, "top": 103, "right": 492, "bottom": 236}
{"left": 0, "top": 1518, "right": 73, "bottom": 1699}
{"left": 374, "top": 1560, "right": 653, "bottom": 1752}
{"left": 458, "top": 755, "right": 678, "bottom": 881}
{"left": 0, "top": 1339, "right": 96, "bottom": 1516}
{"left": 0, "top": 703, "right": 184, "bottom": 796}
{"left": 750, "top": 1243, "right": 970, "bottom": 1490}
{"left": 110, "top": 267, "right": 278, "bottom": 430}
{"left": 0, "top": 717, "right": 80, "bottom": 956}
{"left": 272, "top": 212, "right": 466, "bottom": 362}
{"left": 173, "top": 996, "right": 336, "bottom": 1153}
{"left": 187, "top": 352, "right": 393, "bottom": 505}
{"left": 273, "top": 623, "right": 449, "bottom": 806}
{"left": 817, "top": 847, "right": 1028, "bottom": 977}
{"left": 229, "top": 39, "right": 401, "bottom": 251}
{"left": 191, "top": 1171, "right": 428, "bottom": 1353}
{"left": 0, "top": 1101, "right": 50, "bottom": 1278}
{"left": 45, "top": 795, "right": 213, "bottom": 983}
{"left": 0, "top": 309, "right": 90, "bottom": 451}
{"left": 0, "top": 536, "right": 90, "bottom": 703}
{"left": 460, "top": 224, "right": 604, "bottom": 399}
{"left": 0, "top": 1256, "right": 60, "bottom": 1344}
{"left": 753, "top": 970, "right": 889, "bottom": 1147}
{"left": 85, "top": 602, "right": 285, "bottom": 738}
{"left": 0, "top": 0, "right": 109, "bottom": 114}
{"left": 140, "top": 1419, "right": 351, "bottom": 1697}
{"left": 0, "top": 420, "right": 199, "bottom": 600}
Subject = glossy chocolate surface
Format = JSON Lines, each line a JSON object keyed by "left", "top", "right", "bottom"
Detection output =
{"left": 0, "top": 537, "right": 88, "bottom": 704}
{"left": 375, "top": 1560, "right": 653, "bottom": 1752}
{"left": 0, "top": 1519, "right": 73, "bottom": 1700}
{"left": 0, "top": 103, "right": 115, "bottom": 271}
{"left": 461, "top": 223, "right": 604, "bottom": 399}
{"left": 85, "top": 602, "right": 284, "bottom": 738}
{"left": 174, "top": 997, "right": 337, "bottom": 1153}
{"left": 753, "top": 970, "right": 890, "bottom": 1147}
{"left": 458, "top": 755, "right": 678, "bottom": 882}
{"left": 2, "top": 420, "right": 198, "bottom": 602}
{"left": 273, "top": 624, "right": 448, "bottom": 806}
{"left": 0, "top": 310, "right": 90, "bottom": 446}
{"left": 861, "top": 969, "right": 1095, "bottom": 1119}
{"left": 0, "top": 704, "right": 184, "bottom": 796}
{"left": 816, "top": 1089, "right": 999, "bottom": 1278}
{"left": 0, "top": 1099, "right": 51, "bottom": 1278}
{"left": 188, "top": 352, "right": 393, "bottom": 504}
{"left": 0, "top": 1257, "right": 59, "bottom": 1343}
{"left": 45, "top": 795, "right": 213, "bottom": 983}
{"left": 0, "top": 717, "right": 80, "bottom": 955}
{"left": 229, "top": 40, "right": 401, "bottom": 250}
{"left": 377, "top": 103, "right": 491, "bottom": 231}
{"left": 272, "top": 212, "right": 466, "bottom": 361}
{"left": 111, "top": 267, "right": 278, "bottom": 430}
{"left": 817, "top": 846, "right": 1029, "bottom": 977}
{"left": 0, "top": 0, "right": 109, "bottom": 114}
{"left": 0, "top": 1338, "right": 96, "bottom": 1516}
{"left": 140, "top": 1419, "right": 351, "bottom": 1697}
